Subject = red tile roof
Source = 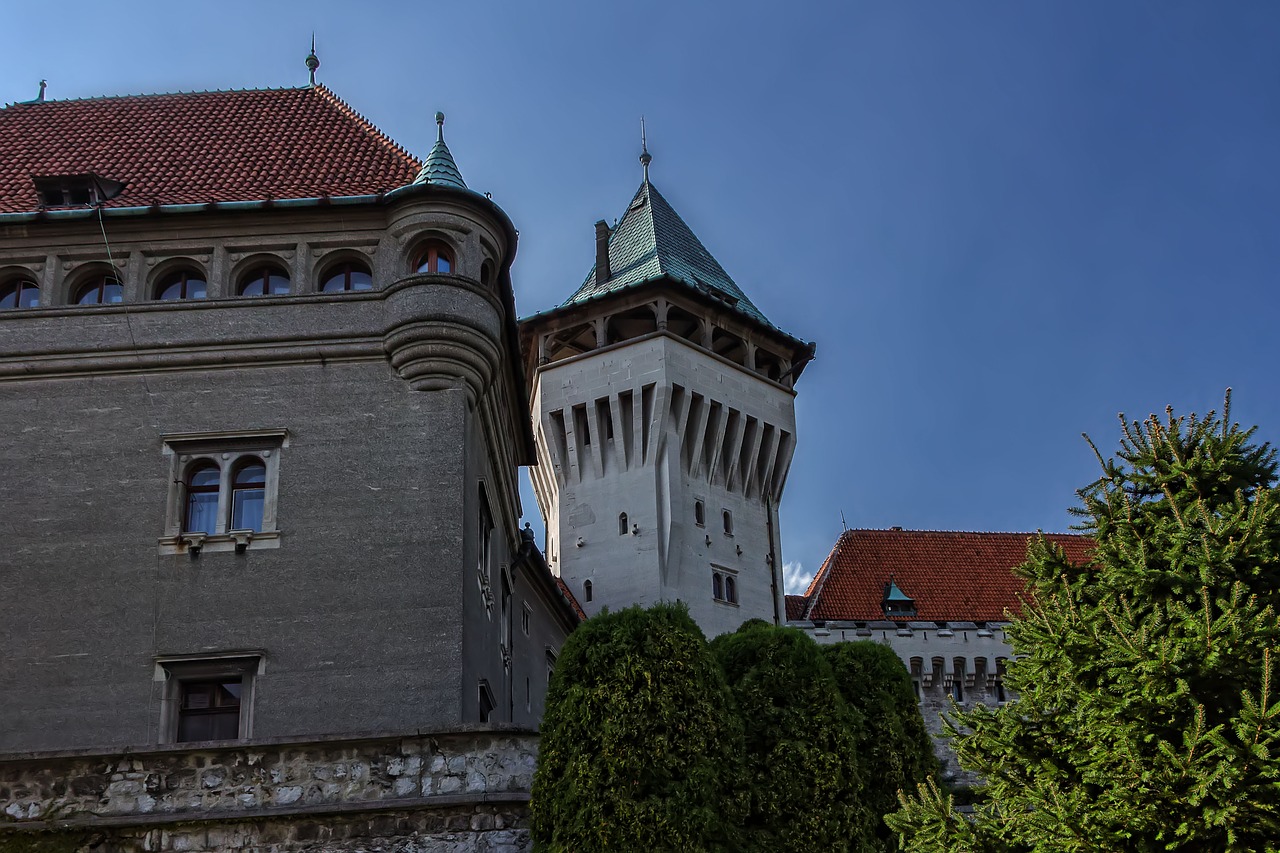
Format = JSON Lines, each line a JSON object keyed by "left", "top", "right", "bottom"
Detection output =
{"left": 794, "top": 528, "right": 1094, "bottom": 623}
{"left": 555, "top": 577, "right": 588, "bottom": 623}
{"left": 785, "top": 594, "right": 808, "bottom": 622}
{"left": 0, "top": 86, "right": 420, "bottom": 214}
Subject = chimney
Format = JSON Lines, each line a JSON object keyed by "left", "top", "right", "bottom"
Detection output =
{"left": 594, "top": 220, "right": 612, "bottom": 284}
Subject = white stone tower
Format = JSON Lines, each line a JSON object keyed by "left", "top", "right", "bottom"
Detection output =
{"left": 519, "top": 148, "right": 813, "bottom": 636}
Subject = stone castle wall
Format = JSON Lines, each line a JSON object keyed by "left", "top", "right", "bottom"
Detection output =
{"left": 0, "top": 729, "right": 537, "bottom": 852}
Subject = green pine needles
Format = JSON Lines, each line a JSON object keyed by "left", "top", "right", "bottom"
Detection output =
{"left": 889, "top": 393, "right": 1280, "bottom": 852}
{"left": 531, "top": 604, "right": 937, "bottom": 852}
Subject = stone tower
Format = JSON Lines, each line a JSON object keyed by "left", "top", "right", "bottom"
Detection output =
{"left": 520, "top": 152, "right": 814, "bottom": 636}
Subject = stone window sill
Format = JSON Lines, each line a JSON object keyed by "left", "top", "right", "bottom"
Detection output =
{"left": 158, "top": 530, "right": 281, "bottom": 557}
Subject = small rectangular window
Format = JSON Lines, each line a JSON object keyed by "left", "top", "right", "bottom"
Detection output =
{"left": 157, "top": 653, "right": 260, "bottom": 743}
{"left": 479, "top": 679, "right": 496, "bottom": 723}
{"left": 522, "top": 602, "right": 532, "bottom": 636}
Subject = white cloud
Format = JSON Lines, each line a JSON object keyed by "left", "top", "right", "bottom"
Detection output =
{"left": 783, "top": 560, "right": 814, "bottom": 595}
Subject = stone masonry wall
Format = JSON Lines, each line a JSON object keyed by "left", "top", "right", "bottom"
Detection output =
{"left": 0, "top": 729, "right": 537, "bottom": 852}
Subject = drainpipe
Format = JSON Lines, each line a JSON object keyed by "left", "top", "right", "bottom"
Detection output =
{"left": 766, "top": 496, "right": 781, "bottom": 625}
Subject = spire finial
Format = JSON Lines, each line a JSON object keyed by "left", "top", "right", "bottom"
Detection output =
{"left": 435, "top": 111, "right": 445, "bottom": 143}
{"left": 37, "top": 79, "right": 46, "bottom": 102}
{"left": 639, "top": 116, "right": 652, "bottom": 183}
{"left": 305, "top": 35, "right": 320, "bottom": 86}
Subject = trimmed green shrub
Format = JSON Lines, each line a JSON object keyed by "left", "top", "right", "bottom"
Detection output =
{"left": 711, "top": 621, "right": 869, "bottom": 852}
{"left": 530, "top": 602, "right": 744, "bottom": 852}
{"left": 824, "top": 641, "right": 938, "bottom": 851}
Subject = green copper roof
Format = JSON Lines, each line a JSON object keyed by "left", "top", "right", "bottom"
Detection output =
{"left": 564, "top": 179, "right": 771, "bottom": 327}
{"left": 413, "top": 111, "right": 466, "bottom": 189}
{"left": 883, "top": 580, "right": 913, "bottom": 602}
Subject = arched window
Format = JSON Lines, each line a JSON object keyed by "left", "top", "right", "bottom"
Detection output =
{"left": 722, "top": 510, "right": 733, "bottom": 535}
{"left": 321, "top": 261, "right": 373, "bottom": 292}
{"left": 712, "top": 573, "right": 723, "bottom": 600}
{"left": 74, "top": 275, "right": 124, "bottom": 305}
{"left": 238, "top": 265, "right": 290, "bottom": 297}
{"left": 0, "top": 277, "right": 39, "bottom": 309}
{"left": 618, "top": 512, "right": 628, "bottom": 535}
{"left": 415, "top": 241, "right": 454, "bottom": 274}
{"left": 583, "top": 580, "right": 593, "bottom": 603}
{"left": 694, "top": 500, "right": 706, "bottom": 527}
{"left": 156, "top": 269, "right": 207, "bottom": 300}
{"left": 480, "top": 260, "right": 494, "bottom": 286}
{"left": 725, "top": 575, "right": 737, "bottom": 604}
{"left": 184, "top": 463, "right": 221, "bottom": 535}
{"left": 230, "top": 459, "right": 267, "bottom": 532}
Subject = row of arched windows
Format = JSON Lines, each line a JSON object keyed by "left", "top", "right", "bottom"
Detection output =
{"left": 0, "top": 240, "right": 473, "bottom": 309}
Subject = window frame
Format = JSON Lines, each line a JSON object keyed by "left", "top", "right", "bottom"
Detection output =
{"left": 238, "top": 264, "right": 291, "bottom": 297}
{"left": 711, "top": 566, "right": 739, "bottom": 606}
{"left": 0, "top": 276, "right": 40, "bottom": 309}
{"left": 154, "top": 268, "right": 208, "bottom": 301}
{"left": 320, "top": 260, "right": 374, "bottom": 293}
{"left": 73, "top": 274, "right": 124, "bottom": 305}
{"left": 156, "top": 653, "right": 262, "bottom": 744}
{"left": 414, "top": 240, "right": 455, "bottom": 275}
{"left": 159, "top": 429, "right": 287, "bottom": 556}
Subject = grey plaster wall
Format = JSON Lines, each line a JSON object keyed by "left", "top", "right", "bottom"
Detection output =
{"left": 0, "top": 194, "right": 570, "bottom": 755}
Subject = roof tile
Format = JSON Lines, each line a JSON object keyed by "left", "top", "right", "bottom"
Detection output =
{"left": 0, "top": 86, "right": 420, "bottom": 213}
{"left": 795, "top": 528, "right": 1094, "bottom": 623}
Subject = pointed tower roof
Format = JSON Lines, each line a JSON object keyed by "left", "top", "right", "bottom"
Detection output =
{"left": 564, "top": 179, "right": 771, "bottom": 328}
{"left": 413, "top": 111, "right": 466, "bottom": 189}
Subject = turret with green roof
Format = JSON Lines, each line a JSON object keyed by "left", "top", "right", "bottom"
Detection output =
{"left": 520, "top": 141, "right": 814, "bottom": 637}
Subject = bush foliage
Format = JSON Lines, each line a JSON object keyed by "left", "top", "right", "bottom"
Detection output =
{"left": 709, "top": 621, "right": 868, "bottom": 852}
{"left": 530, "top": 602, "right": 745, "bottom": 852}
{"left": 824, "top": 641, "right": 938, "bottom": 851}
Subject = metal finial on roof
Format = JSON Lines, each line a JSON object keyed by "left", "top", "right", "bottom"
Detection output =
{"left": 305, "top": 35, "right": 320, "bottom": 86}
{"left": 435, "top": 111, "right": 445, "bottom": 142}
{"left": 37, "top": 80, "right": 46, "bottom": 102}
{"left": 639, "top": 116, "right": 652, "bottom": 183}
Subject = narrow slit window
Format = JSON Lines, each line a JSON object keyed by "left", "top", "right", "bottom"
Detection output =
{"left": 618, "top": 512, "right": 628, "bottom": 535}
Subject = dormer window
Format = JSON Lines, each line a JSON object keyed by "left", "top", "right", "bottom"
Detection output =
{"left": 882, "top": 578, "right": 916, "bottom": 620}
{"left": 33, "top": 174, "right": 125, "bottom": 208}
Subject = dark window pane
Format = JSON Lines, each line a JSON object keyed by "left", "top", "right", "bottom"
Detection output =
{"left": 186, "top": 492, "right": 218, "bottom": 534}
{"left": 349, "top": 270, "right": 373, "bottom": 290}
{"left": 189, "top": 467, "right": 219, "bottom": 488}
{"left": 267, "top": 273, "right": 290, "bottom": 295}
{"left": 232, "top": 488, "right": 264, "bottom": 531}
{"left": 104, "top": 282, "right": 123, "bottom": 303}
{"left": 233, "top": 463, "right": 266, "bottom": 487}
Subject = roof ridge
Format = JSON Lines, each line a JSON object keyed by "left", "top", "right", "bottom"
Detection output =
{"left": 799, "top": 527, "right": 854, "bottom": 616}
{"left": 1, "top": 85, "right": 314, "bottom": 110}
{"left": 847, "top": 527, "right": 1089, "bottom": 537}
{"left": 311, "top": 85, "right": 420, "bottom": 171}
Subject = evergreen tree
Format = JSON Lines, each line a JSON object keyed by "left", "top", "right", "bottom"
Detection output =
{"left": 530, "top": 602, "right": 744, "bottom": 852}
{"left": 824, "top": 641, "right": 938, "bottom": 851}
{"left": 889, "top": 394, "right": 1280, "bottom": 852}
{"left": 711, "top": 621, "right": 870, "bottom": 852}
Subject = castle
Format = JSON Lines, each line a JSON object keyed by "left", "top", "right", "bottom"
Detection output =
{"left": 0, "top": 64, "right": 1075, "bottom": 848}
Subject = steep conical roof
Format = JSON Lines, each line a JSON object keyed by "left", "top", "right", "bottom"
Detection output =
{"left": 413, "top": 111, "right": 466, "bottom": 189}
{"left": 565, "top": 179, "right": 770, "bottom": 327}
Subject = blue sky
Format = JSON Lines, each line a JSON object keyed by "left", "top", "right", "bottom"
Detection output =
{"left": 5, "top": 2, "right": 1279, "bottom": 591}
